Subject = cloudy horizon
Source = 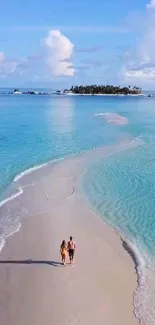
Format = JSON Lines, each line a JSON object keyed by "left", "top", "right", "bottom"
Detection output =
{"left": 0, "top": 0, "right": 155, "bottom": 89}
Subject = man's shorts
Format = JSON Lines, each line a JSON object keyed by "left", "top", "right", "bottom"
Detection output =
{"left": 69, "top": 249, "right": 74, "bottom": 259}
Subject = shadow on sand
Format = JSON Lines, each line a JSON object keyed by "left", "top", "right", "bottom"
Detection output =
{"left": 0, "top": 259, "right": 63, "bottom": 267}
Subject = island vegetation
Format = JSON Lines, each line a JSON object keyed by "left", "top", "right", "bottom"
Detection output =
{"left": 67, "top": 85, "right": 142, "bottom": 95}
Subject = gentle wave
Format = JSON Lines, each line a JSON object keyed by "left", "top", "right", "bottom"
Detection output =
{"left": 0, "top": 161, "right": 54, "bottom": 253}
{"left": 0, "top": 153, "right": 77, "bottom": 253}
{"left": 0, "top": 138, "right": 135, "bottom": 252}
{"left": 133, "top": 265, "right": 155, "bottom": 325}
{"left": 121, "top": 238, "right": 152, "bottom": 325}
{"left": 0, "top": 182, "right": 24, "bottom": 251}
{"left": 120, "top": 238, "right": 150, "bottom": 324}
{"left": 13, "top": 148, "right": 104, "bottom": 184}
{"left": 0, "top": 186, "right": 23, "bottom": 208}
{"left": 1, "top": 151, "right": 79, "bottom": 206}
{"left": 0, "top": 223, "right": 21, "bottom": 253}
{"left": 14, "top": 161, "right": 51, "bottom": 182}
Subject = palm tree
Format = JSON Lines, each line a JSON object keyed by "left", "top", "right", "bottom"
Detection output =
{"left": 69, "top": 84, "right": 140, "bottom": 95}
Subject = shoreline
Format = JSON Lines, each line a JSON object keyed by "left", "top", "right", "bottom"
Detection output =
{"left": 69, "top": 93, "right": 144, "bottom": 97}
{"left": 0, "top": 92, "right": 145, "bottom": 97}
{"left": 0, "top": 137, "right": 141, "bottom": 325}
{"left": 0, "top": 135, "right": 141, "bottom": 251}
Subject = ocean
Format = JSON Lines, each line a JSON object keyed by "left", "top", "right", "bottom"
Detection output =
{"left": 0, "top": 90, "right": 155, "bottom": 324}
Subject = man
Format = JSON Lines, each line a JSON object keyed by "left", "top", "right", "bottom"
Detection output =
{"left": 68, "top": 236, "right": 76, "bottom": 264}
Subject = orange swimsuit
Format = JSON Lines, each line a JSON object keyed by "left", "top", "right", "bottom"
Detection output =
{"left": 60, "top": 246, "right": 67, "bottom": 256}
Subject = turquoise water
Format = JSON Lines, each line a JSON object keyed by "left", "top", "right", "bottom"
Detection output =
{"left": 84, "top": 144, "right": 155, "bottom": 259}
{"left": 82, "top": 96, "right": 155, "bottom": 260}
{"left": 0, "top": 94, "right": 123, "bottom": 199}
{"left": 0, "top": 93, "right": 149, "bottom": 196}
{"left": 1, "top": 92, "right": 155, "bottom": 323}
{"left": 81, "top": 97, "right": 155, "bottom": 324}
{"left": 0, "top": 93, "right": 155, "bottom": 236}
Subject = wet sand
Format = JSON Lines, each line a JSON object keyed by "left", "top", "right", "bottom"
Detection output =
{"left": 0, "top": 139, "right": 139, "bottom": 325}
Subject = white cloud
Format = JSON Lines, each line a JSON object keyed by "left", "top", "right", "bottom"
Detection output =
{"left": 146, "top": 0, "right": 155, "bottom": 8}
{"left": 0, "top": 30, "right": 76, "bottom": 79}
{"left": 122, "top": 3, "right": 155, "bottom": 84}
{"left": 0, "top": 52, "right": 41, "bottom": 78}
{"left": 0, "top": 52, "right": 23, "bottom": 75}
{"left": 0, "top": 52, "right": 5, "bottom": 65}
{"left": 45, "top": 30, "right": 75, "bottom": 77}
{"left": 0, "top": 57, "right": 20, "bottom": 75}
{"left": 124, "top": 67, "right": 155, "bottom": 79}
{"left": 0, "top": 52, "right": 24, "bottom": 77}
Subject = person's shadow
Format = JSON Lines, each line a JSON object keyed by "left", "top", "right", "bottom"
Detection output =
{"left": 0, "top": 259, "right": 63, "bottom": 267}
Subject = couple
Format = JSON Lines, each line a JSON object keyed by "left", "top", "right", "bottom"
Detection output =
{"left": 60, "top": 236, "right": 76, "bottom": 266}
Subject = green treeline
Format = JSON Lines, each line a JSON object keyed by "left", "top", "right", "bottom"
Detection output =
{"left": 68, "top": 85, "right": 141, "bottom": 95}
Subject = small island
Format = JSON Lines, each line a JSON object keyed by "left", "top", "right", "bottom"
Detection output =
{"left": 66, "top": 85, "right": 142, "bottom": 95}
{"left": 1, "top": 85, "right": 145, "bottom": 97}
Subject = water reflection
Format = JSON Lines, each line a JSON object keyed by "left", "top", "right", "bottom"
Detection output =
{"left": 48, "top": 96, "right": 75, "bottom": 134}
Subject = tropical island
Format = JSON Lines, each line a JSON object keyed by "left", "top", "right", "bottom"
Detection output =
{"left": 65, "top": 85, "right": 142, "bottom": 95}
{"left": 0, "top": 85, "right": 145, "bottom": 96}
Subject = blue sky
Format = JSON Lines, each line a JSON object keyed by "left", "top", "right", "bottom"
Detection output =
{"left": 0, "top": 0, "right": 155, "bottom": 89}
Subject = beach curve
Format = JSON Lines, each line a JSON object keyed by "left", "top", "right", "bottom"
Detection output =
{"left": 0, "top": 137, "right": 141, "bottom": 325}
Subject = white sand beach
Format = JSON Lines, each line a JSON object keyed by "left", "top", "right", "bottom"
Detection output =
{"left": 0, "top": 139, "right": 139, "bottom": 325}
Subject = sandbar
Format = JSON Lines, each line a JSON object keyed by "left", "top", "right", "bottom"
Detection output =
{"left": 95, "top": 112, "right": 128, "bottom": 125}
{"left": 0, "top": 139, "right": 139, "bottom": 325}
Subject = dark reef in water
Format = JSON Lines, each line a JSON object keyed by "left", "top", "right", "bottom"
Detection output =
{"left": 12, "top": 89, "right": 49, "bottom": 95}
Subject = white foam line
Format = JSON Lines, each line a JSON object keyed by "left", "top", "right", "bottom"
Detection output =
{"left": 14, "top": 162, "right": 50, "bottom": 182}
{"left": 13, "top": 157, "right": 65, "bottom": 183}
{"left": 0, "top": 187, "right": 23, "bottom": 208}
{"left": 128, "top": 240, "right": 146, "bottom": 269}
{"left": 0, "top": 223, "right": 21, "bottom": 253}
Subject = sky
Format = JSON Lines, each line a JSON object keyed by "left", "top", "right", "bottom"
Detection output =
{"left": 0, "top": 0, "right": 155, "bottom": 89}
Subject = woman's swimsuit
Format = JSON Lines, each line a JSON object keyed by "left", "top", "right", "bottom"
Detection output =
{"left": 61, "top": 246, "right": 67, "bottom": 256}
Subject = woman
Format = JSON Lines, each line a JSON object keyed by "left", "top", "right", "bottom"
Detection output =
{"left": 60, "top": 240, "right": 67, "bottom": 266}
